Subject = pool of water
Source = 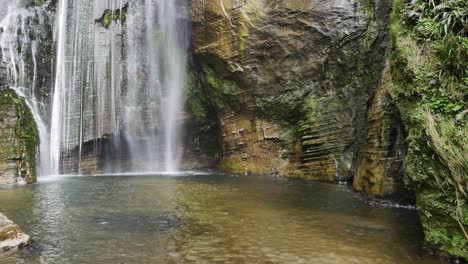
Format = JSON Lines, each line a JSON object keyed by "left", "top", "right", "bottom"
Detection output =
{"left": 0, "top": 174, "right": 446, "bottom": 263}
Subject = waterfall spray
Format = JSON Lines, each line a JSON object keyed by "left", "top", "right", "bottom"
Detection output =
{"left": 0, "top": 0, "right": 52, "bottom": 177}
{"left": 123, "top": 0, "right": 188, "bottom": 173}
{"left": 50, "top": 0, "right": 68, "bottom": 176}
{"left": 1, "top": 0, "right": 188, "bottom": 176}
{"left": 159, "top": 0, "right": 187, "bottom": 172}
{"left": 49, "top": 0, "right": 188, "bottom": 174}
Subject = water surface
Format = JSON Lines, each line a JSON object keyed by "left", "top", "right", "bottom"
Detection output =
{"left": 0, "top": 174, "right": 445, "bottom": 263}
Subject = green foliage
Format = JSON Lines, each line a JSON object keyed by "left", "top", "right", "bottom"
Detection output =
{"left": 403, "top": 0, "right": 467, "bottom": 38}
{"left": 20, "top": 0, "right": 45, "bottom": 7}
{"left": 408, "top": 68, "right": 466, "bottom": 116}
{"left": 401, "top": 112, "right": 468, "bottom": 258}
{"left": 433, "top": 34, "right": 468, "bottom": 79}
{"left": 280, "top": 127, "right": 300, "bottom": 150}
{"left": 423, "top": 92, "right": 465, "bottom": 115}
{"left": 424, "top": 226, "right": 468, "bottom": 257}
{"left": 96, "top": 4, "right": 128, "bottom": 29}
{"left": 415, "top": 17, "right": 444, "bottom": 38}
{"left": 389, "top": 0, "right": 468, "bottom": 258}
{"left": 390, "top": 1, "right": 467, "bottom": 116}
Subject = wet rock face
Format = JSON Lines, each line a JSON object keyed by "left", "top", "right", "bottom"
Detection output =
{"left": 353, "top": 65, "right": 412, "bottom": 200}
{"left": 191, "top": 0, "right": 397, "bottom": 180}
{"left": 0, "top": 89, "right": 38, "bottom": 184}
{"left": 0, "top": 213, "right": 30, "bottom": 254}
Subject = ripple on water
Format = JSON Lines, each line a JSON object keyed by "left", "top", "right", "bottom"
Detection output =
{"left": 0, "top": 174, "right": 447, "bottom": 264}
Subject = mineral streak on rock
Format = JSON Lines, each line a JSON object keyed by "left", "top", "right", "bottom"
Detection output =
{"left": 191, "top": 0, "right": 397, "bottom": 182}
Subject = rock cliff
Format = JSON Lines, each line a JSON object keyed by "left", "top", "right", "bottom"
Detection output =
{"left": 189, "top": 0, "right": 466, "bottom": 258}
{"left": 0, "top": 0, "right": 465, "bottom": 259}
{"left": 190, "top": 0, "right": 402, "bottom": 183}
{"left": 353, "top": 65, "right": 411, "bottom": 200}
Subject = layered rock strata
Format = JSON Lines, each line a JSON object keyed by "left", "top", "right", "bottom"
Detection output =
{"left": 353, "top": 65, "right": 411, "bottom": 200}
{"left": 191, "top": 0, "right": 398, "bottom": 181}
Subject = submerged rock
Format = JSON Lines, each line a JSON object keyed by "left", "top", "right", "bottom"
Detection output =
{"left": 0, "top": 213, "right": 30, "bottom": 254}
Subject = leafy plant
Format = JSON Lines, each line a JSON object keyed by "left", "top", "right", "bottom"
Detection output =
{"left": 389, "top": 0, "right": 468, "bottom": 257}
{"left": 434, "top": 34, "right": 468, "bottom": 79}
{"left": 404, "top": 0, "right": 468, "bottom": 38}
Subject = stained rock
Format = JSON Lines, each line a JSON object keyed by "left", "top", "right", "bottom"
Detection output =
{"left": 191, "top": 0, "right": 395, "bottom": 181}
{"left": 0, "top": 90, "right": 38, "bottom": 185}
{"left": 0, "top": 213, "right": 30, "bottom": 254}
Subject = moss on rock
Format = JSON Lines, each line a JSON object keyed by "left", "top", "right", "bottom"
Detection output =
{"left": 96, "top": 4, "right": 128, "bottom": 29}
{"left": 184, "top": 63, "right": 220, "bottom": 166}
{"left": 0, "top": 89, "right": 38, "bottom": 184}
{"left": 219, "top": 159, "right": 245, "bottom": 174}
{"left": 388, "top": 0, "right": 468, "bottom": 258}
{"left": 201, "top": 63, "right": 240, "bottom": 111}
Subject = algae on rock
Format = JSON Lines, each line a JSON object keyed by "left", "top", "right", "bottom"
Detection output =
{"left": 386, "top": 0, "right": 468, "bottom": 258}
{"left": 183, "top": 64, "right": 221, "bottom": 169}
{"left": 0, "top": 89, "right": 39, "bottom": 184}
{"left": 353, "top": 66, "right": 411, "bottom": 200}
{"left": 191, "top": 0, "right": 393, "bottom": 179}
{"left": 96, "top": 3, "right": 128, "bottom": 29}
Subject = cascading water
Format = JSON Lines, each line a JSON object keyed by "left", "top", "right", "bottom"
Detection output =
{"left": 0, "top": 0, "right": 188, "bottom": 176}
{"left": 51, "top": 0, "right": 128, "bottom": 175}
{"left": 49, "top": 0, "right": 67, "bottom": 176}
{"left": 124, "top": 0, "right": 188, "bottom": 172}
{"left": 0, "top": 0, "right": 52, "bottom": 176}
{"left": 159, "top": 0, "right": 188, "bottom": 172}
{"left": 50, "top": 0, "right": 188, "bottom": 175}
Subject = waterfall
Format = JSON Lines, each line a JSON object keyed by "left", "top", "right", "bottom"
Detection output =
{"left": 49, "top": 0, "right": 188, "bottom": 174}
{"left": 0, "top": 0, "right": 188, "bottom": 176}
{"left": 50, "top": 0, "right": 125, "bottom": 175}
{"left": 159, "top": 0, "right": 188, "bottom": 172}
{"left": 124, "top": 0, "right": 188, "bottom": 172}
{"left": 49, "top": 0, "right": 67, "bottom": 176}
{"left": 0, "top": 0, "right": 52, "bottom": 176}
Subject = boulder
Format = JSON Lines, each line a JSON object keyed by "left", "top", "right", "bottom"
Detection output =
{"left": 0, "top": 213, "right": 30, "bottom": 254}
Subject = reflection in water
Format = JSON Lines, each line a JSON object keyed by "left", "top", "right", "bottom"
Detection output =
{"left": 34, "top": 182, "right": 68, "bottom": 263}
{"left": 0, "top": 175, "right": 445, "bottom": 263}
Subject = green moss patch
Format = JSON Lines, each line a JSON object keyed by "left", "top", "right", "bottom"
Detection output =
{"left": 388, "top": 0, "right": 467, "bottom": 258}
{"left": 185, "top": 65, "right": 220, "bottom": 157}
{"left": 201, "top": 64, "right": 240, "bottom": 111}
{"left": 96, "top": 4, "right": 128, "bottom": 29}
{"left": 219, "top": 159, "right": 244, "bottom": 174}
{"left": 0, "top": 89, "right": 39, "bottom": 183}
